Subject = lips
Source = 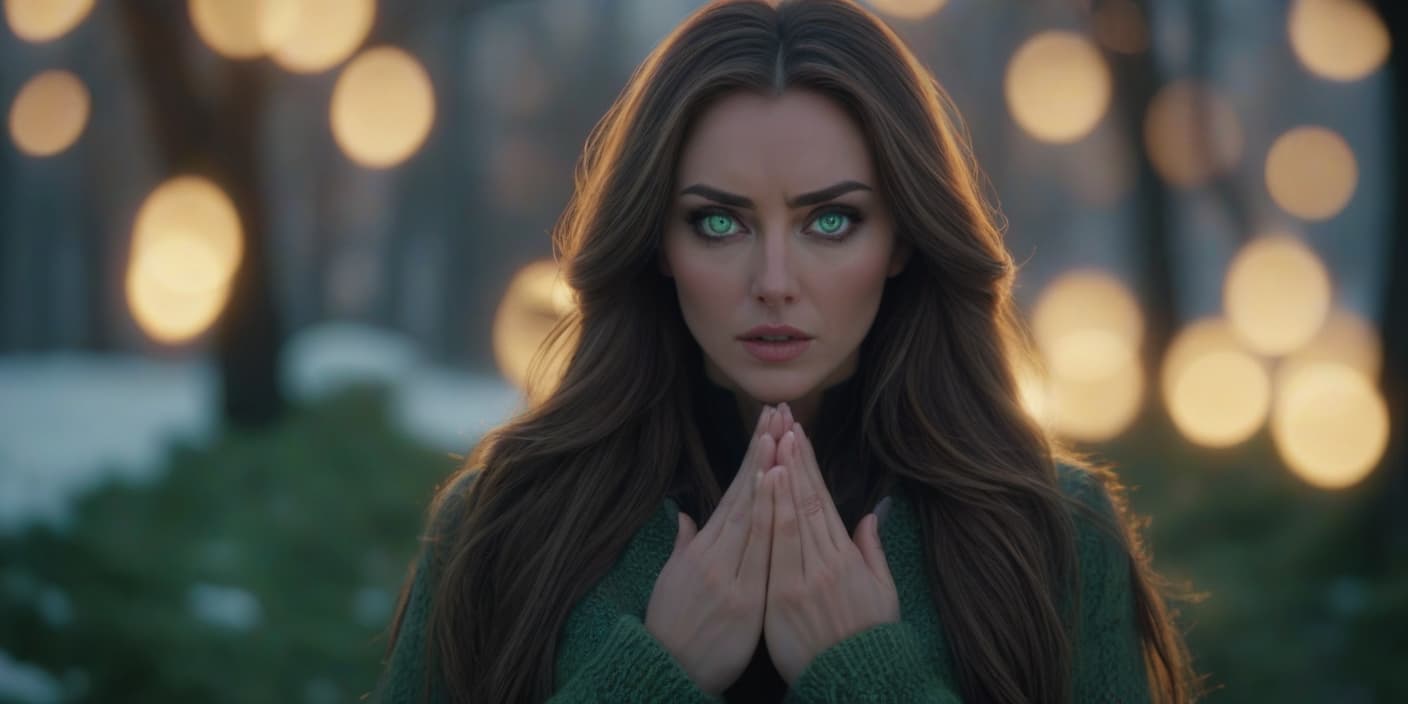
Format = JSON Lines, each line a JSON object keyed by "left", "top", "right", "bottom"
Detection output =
{"left": 738, "top": 324, "right": 812, "bottom": 342}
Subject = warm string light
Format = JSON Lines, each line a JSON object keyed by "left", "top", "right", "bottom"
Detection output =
{"left": 126, "top": 177, "right": 243, "bottom": 344}
{"left": 1005, "top": 31, "right": 1111, "bottom": 144}
{"left": 8, "top": 70, "right": 89, "bottom": 157}
{"left": 492, "top": 260, "right": 578, "bottom": 405}
{"left": 3, "top": 0, "right": 92, "bottom": 43}
{"left": 330, "top": 47, "right": 437, "bottom": 169}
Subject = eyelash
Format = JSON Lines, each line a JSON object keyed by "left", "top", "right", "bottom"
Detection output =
{"left": 684, "top": 206, "right": 865, "bottom": 242}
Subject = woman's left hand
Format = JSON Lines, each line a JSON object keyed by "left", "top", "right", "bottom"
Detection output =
{"left": 763, "top": 404, "right": 900, "bottom": 686}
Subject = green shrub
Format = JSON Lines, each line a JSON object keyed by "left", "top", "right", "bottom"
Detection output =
{"left": 0, "top": 385, "right": 458, "bottom": 703}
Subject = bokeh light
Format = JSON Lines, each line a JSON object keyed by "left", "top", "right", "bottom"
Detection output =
{"left": 1265, "top": 126, "right": 1357, "bottom": 221}
{"left": 1042, "top": 346, "right": 1144, "bottom": 443}
{"left": 1223, "top": 234, "right": 1332, "bottom": 356}
{"left": 864, "top": 0, "right": 947, "bottom": 21}
{"left": 188, "top": 0, "right": 297, "bottom": 60}
{"left": 1273, "top": 362, "right": 1389, "bottom": 489}
{"left": 1032, "top": 270, "right": 1143, "bottom": 355}
{"left": 1030, "top": 271, "right": 1144, "bottom": 442}
{"left": 1288, "top": 0, "right": 1390, "bottom": 82}
{"left": 127, "top": 176, "right": 244, "bottom": 344}
{"left": 1092, "top": 0, "right": 1149, "bottom": 54}
{"left": 270, "top": 0, "right": 375, "bottom": 74}
{"left": 8, "top": 70, "right": 89, "bottom": 157}
{"left": 1275, "top": 308, "right": 1381, "bottom": 391}
{"left": 1162, "top": 318, "right": 1271, "bottom": 448}
{"left": 492, "top": 260, "right": 578, "bottom": 403}
{"left": 3, "top": 0, "right": 92, "bottom": 42}
{"left": 330, "top": 47, "right": 436, "bottom": 169}
{"left": 1005, "top": 31, "right": 1111, "bottom": 144}
{"left": 126, "top": 240, "right": 234, "bottom": 345}
{"left": 1144, "top": 79, "right": 1243, "bottom": 188}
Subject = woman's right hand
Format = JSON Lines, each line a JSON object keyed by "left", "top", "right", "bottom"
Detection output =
{"left": 645, "top": 405, "right": 783, "bottom": 696}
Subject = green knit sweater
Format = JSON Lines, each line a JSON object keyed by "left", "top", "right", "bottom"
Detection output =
{"left": 374, "top": 465, "right": 1151, "bottom": 702}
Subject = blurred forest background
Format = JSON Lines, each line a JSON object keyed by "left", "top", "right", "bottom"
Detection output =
{"left": 2, "top": 0, "right": 1406, "bottom": 702}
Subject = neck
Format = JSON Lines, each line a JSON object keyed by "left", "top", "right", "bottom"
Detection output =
{"left": 703, "top": 350, "right": 860, "bottom": 431}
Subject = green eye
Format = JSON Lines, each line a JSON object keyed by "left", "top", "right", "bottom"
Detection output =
{"left": 815, "top": 212, "right": 848, "bottom": 234}
{"left": 704, "top": 214, "right": 734, "bottom": 235}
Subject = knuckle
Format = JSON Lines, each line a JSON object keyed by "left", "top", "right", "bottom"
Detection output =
{"left": 798, "top": 494, "right": 824, "bottom": 517}
{"left": 702, "top": 566, "right": 729, "bottom": 591}
{"left": 777, "top": 513, "right": 799, "bottom": 537}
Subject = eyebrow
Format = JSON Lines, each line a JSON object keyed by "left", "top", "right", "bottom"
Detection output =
{"left": 678, "top": 180, "right": 873, "bottom": 209}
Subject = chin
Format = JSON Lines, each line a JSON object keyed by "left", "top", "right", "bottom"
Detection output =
{"left": 731, "top": 371, "right": 815, "bottom": 405}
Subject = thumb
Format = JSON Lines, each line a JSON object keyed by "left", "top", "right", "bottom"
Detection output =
{"left": 854, "top": 514, "right": 891, "bottom": 582}
{"left": 675, "top": 512, "right": 697, "bottom": 551}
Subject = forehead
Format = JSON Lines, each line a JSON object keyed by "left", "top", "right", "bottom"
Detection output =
{"left": 676, "top": 89, "right": 875, "bottom": 190}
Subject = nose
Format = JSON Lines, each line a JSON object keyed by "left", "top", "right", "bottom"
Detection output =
{"left": 750, "top": 228, "right": 797, "bottom": 307}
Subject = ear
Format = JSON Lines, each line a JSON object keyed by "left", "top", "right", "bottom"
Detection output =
{"left": 887, "top": 239, "right": 912, "bottom": 278}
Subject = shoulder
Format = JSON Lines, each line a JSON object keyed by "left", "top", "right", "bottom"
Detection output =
{"left": 1054, "top": 462, "right": 1136, "bottom": 596}
{"left": 421, "top": 467, "right": 484, "bottom": 557}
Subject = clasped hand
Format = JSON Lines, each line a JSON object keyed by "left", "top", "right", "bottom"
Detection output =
{"left": 645, "top": 403, "right": 900, "bottom": 694}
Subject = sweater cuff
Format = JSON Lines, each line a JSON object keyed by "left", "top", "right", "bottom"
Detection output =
{"left": 555, "top": 613, "right": 723, "bottom": 703}
{"left": 789, "top": 621, "right": 952, "bottom": 703}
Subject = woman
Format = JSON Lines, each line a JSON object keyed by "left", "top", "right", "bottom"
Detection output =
{"left": 374, "top": 0, "right": 1199, "bottom": 702}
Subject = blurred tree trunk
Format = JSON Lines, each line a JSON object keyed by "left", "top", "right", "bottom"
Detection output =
{"left": 1103, "top": 0, "right": 1177, "bottom": 415}
{"left": 117, "top": 4, "right": 286, "bottom": 428}
{"left": 1369, "top": 0, "right": 1408, "bottom": 566}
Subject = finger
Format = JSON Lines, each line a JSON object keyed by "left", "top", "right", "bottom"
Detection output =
{"left": 784, "top": 430, "right": 832, "bottom": 573}
{"left": 738, "top": 460, "right": 775, "bottom": 582}
{"left": 700, "top": 406, "right": 772, "bottom": 547}
{"left": 675, "top": 512, "right": 697, "bottom": 553}
{"left": 793, "top": 423, "right": 849, "bottom": 550}
{"left": 768, "top": 401, "right": 787, "bottom": 440}
{"left": 854, "top": 513, "right": 895, "bottom": 587}
{"left": 713, "top": 433, "right": 773, "bottom": 557}
{"left": 770, "top": 463, "right": 803, "bottom": 588}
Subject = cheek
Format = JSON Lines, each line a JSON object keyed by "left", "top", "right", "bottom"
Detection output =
{"left": 664, "top": 241, "right": 738, "bottom": 322}
{"left": 813, "top": 249, "right": 892, "bottom": 325}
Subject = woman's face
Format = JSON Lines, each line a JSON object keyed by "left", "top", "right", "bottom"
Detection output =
{"left": 661, "top": 88, "right": 909, "bottom": 411}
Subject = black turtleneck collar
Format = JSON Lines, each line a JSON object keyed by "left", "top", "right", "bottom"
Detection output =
{"left": 680, "top": 350, "right": 880, "bottom": 538}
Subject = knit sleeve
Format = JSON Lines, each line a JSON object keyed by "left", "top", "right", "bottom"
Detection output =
{"left": 371, "top": 471, "right": 481, "bottom": 704}
{"left": 784, "top": 621, "right": 961, "bottom": 703}
{"left": 1066, "top": 470, "right": 1153, "bottom": 704}
{"left": 549, "top": 611, "right": 724, "bottom": 703}
{"left": 371, "top": 544, "right": 446, "bottom": 704}
{"left": 549, "top": 497, "right": 724, "bottom": 703}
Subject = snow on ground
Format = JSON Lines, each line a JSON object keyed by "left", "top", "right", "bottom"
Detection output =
{"left": 0, "top": 322, "right": 521, "bottom": 535}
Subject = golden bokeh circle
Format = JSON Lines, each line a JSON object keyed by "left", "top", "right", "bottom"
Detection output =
{"left": 1272, "top": 362, "right": 1389, "bottom": 489}
{"left": 1042, "top": 345, "right": 1144, "bottom": 443}
{"left": 492, "top": 260, "right": 578, "bottom": 403}
{"left": 4, "top": 0, "right": 92, "bottom": 42}
{"left": 1265, "top": 126, "right": 1357, "bottom": 221}
{"left": 127, "top": 176, "right": 244, "bottom": 344}
{"left": 1168, "top": 350, "right": 1271, "bottom": 447}
{"left": 1005, "top": 32, "right": 1111, "bottom": 144}
{"left": 1274, "top": 308, "right": 1380, "bottom": 391}
{"left": 1223, "top": 234, "right": 1332, "bottom": 356}
{"left": 1288, "top": 0, "right": 1390, "bottom": 82}
{"left": 8, "top": 69, "right": 89, "bottom": 157}
{"left": 126, "top": 240, "right": 233, "bottom": 344}
{"left": 1161, "top": 318, "right": 1272, "bottom": 447}
{"left": 330, "top": 47, "right": 437, "bottom": 169}
{"left": 1144, "top": 80, "right": 1243, "bottom": 188}
{"left": 1032, "top": 270, "right": 1143, "bottom": 354}
{"left": 270, "top": 0, "right": 375, "bottom": 74}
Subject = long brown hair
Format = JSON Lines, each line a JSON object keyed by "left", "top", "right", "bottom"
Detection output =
{"left": 384, "top": 1, "right": 1198, "bottom": 701}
